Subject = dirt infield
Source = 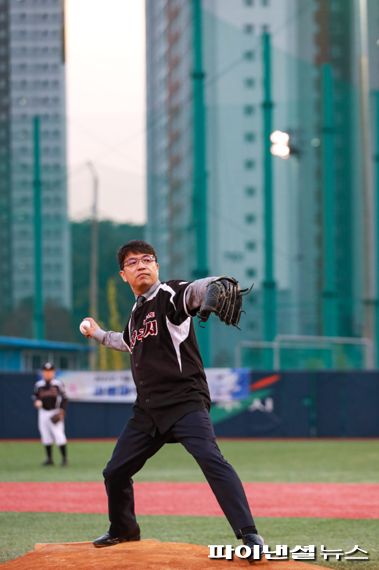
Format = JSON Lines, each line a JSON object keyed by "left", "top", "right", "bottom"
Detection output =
{"left": 0, "top": 540, "right": 329, "bottom": 569}
{"left": 1, "top": 481, "right": 378, "bottom": 518}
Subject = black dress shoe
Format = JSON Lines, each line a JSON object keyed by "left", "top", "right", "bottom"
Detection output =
{"left": 242, "top": 533, "right": 264, "bottom": 564}
{"left": 93, "top": 531, "right": 141, "bottom": 548}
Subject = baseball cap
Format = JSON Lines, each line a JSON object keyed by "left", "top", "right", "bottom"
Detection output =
{"left": 42, "top": 362, "right": 55, "bottom": 370}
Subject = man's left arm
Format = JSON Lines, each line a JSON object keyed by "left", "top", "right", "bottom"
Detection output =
{"left": 183, "top": 277, "right": 221, "bottom": 314}
{"left": 185, "top": 276, "right": 250, "bottom": 327}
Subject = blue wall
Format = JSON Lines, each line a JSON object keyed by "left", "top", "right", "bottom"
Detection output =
{"left": 0, "top": 350, "right": 22, "bottom": 371}
{"left": 0, "top": 371, "right": 378, "bottom": 439}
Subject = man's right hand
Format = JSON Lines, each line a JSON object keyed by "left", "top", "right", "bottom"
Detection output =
{"left": 80, "top": 317, "right": 100, "bottom": 338}
{"left": 34, "top": 400, "right": 42, "bottom": 409}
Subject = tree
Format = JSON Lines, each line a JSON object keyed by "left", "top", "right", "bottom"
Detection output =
{"left": 98, "top": 277, "right": 131, "bottom": 371}
{"left": 71, "top": 220, "right": 145, "bottom": 343}
{"left": 0, "top": 221, "right": 145, "bottom": 356}
{"left": 0, "top": 297, "right": 75, "bottom": 342}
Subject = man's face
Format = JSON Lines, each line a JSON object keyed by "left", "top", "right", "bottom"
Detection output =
{"left": 42, "top": 369, "right": 55, "bottom": 382}
{"left": 119, "top": 251, "right": 159, "bottom": 295}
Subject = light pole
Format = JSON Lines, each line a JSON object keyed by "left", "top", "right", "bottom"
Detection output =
{"left": 192, "top": 0, "right": 209, "bottom": 366}
{"left": 320, "top": 63, "right": 338, "bottom": 337}
{"left": 87, "top": 161, "right": 99, "bottom": 370}
{"left": 358, "top": 0, "right": 375, "bottom": 360}
{"left": 33, "top": 116, "right": 44, "bottom": 339}
{"left": 375, "top": 90, "right": 379, "bottom": 365}
{"left": 262, "top": 32, "right": 277, "bottom": 350}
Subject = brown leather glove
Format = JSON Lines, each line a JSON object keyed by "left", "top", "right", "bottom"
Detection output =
{"left": 50, "top": 409, "right": 65, "bottom": 424}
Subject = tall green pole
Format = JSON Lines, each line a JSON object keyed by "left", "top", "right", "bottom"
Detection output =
{"left": 33, "top": 116, "right": 44, "bottom": 339}
{"left": 87, "top": 161, "right": 99, "bottom": 370}
{"left": 262, "top": 32, "right": 276, "bottom": 345}
{"left": 374, "top": 90, "right": 379, "bottom": 366}
{"left": 192, "top": 0, "right": 209, "bottom": 366}
{"left": 321, "top": 64, "right": 338, "bottom": 336}
{"left": 358, "top": 0, "right": 375, "bottom": 356}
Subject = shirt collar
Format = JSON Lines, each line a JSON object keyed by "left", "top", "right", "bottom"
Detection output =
{"left": 134, "top": 280, "right": 161, "bottom": 301}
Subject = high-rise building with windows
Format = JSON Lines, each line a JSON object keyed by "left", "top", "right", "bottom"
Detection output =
{"left": 294, "top": 0, "right": 379, "bottom": 339}
{"left": 146, "top": 0, "right": 301, "bottom": 365}
{"left": 0, "top": 0, "right": 71, "bottom": 316}
{"left": 146, "top": 0, "right": 379, "bottom": 365}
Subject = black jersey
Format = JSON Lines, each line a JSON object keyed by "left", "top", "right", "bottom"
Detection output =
{"left": 123, "top": 280, "right": 211, "bottom": 434}
{"left": 33, "top": 378, "right": 68, "bottom": 411}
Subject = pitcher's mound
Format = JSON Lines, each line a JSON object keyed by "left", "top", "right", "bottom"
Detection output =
{"left": 1, "top": 539, "right": 327, "bottom": 569}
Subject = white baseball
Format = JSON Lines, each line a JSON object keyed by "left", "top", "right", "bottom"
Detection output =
{"left": 80, "top": 319, "right": 91, "bottom": 335}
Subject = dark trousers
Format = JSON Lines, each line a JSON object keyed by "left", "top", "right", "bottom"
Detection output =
{"left": 103, "top": 409, "right": 256, "bottom": 538}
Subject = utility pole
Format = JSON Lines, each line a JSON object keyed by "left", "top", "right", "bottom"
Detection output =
{"left": 358, "top": 0, "right": 375, "bottom": 360}
{"left": 192, "top": 0, "right": 209, "bottom": 366}
{"left": 261, "top": 32, "right": 277, "bottom": 348}
{"left": 321, "top": 64, "right": 338, "bottom": 336}
{"left": 374, "top": 91, "right": 379, "bottom": 365}
{"left": 33, "top": 116, "right": 44, "bottom": 339}
{"left": 87, "top": 161, "right": 99, "bottom": 370}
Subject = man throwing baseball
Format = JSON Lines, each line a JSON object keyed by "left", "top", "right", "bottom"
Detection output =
{"left": 82, "top": 240, "right": 263, "bottom": 563}
{"left": 33, "top": 362, "right": 68, "bottom": 466}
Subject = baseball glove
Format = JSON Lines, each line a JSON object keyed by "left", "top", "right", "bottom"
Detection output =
{"left": 51, "top": 410, "right": 64, "bottom": 424}
{"left": 197, "top": 277, "right": 252, "bottom": 327}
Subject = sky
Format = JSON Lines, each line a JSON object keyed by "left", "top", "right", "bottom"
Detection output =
{"left": 65, "top": 0, "right": 146, "bottom": 224}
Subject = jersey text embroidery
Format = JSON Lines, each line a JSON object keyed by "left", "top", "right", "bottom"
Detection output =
{"left": 130, "top": 319, "right": 158, "bottom": 351}
{"left": 144, "top": 312, "right": 155, "bottom": 324}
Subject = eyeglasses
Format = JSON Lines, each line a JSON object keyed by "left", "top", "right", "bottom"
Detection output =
{"left": 123, "top": 255, "right": 156, "bottom": 270}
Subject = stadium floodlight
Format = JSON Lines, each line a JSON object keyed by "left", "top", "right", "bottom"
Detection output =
{"left": 270, "top": 130, "right": 291, "bottom": 159}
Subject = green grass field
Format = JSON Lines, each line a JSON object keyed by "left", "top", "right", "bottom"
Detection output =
{"left": 0, "top": 439, "right": 378, "bottom": 568}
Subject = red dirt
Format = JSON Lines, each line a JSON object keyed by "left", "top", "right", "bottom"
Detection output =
{"left": 1, "top": 438, "right": 378, "bottom": 442}
{"left": 0, "top": 481, "right": 378, "bottom": 519}
{"left": 0, "top": 540, "right": 329, "bottom": 569}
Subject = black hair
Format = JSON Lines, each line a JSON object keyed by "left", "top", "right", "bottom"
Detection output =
{"left": 117, "top": 240, "right": 157, "bottom": 269}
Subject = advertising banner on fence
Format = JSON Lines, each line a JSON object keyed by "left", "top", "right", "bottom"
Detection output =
{"left": 207, "top": 368, "right": 250, "bottom": 402}
{"left": 60, "top": 368, "right": 251, "bottom": 403}
{"left": 60, "top": 370, "right": 136, "bottom": 402}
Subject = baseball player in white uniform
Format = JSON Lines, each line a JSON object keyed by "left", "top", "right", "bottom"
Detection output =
{"left": 33, "top": 362, "right": 68, "bottom": 466}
